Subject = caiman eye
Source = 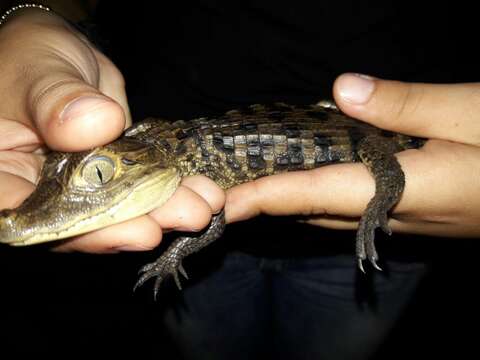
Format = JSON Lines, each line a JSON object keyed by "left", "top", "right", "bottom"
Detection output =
{"left": 83, "top": 156, "right": 115, "bottom": 186}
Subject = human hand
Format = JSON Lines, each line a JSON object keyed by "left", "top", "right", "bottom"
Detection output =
{"left": 225, "top": 73, "right": 480, "bottom": 238}
{"left": 0, "top": 8, "right": 225, "bottom": 253}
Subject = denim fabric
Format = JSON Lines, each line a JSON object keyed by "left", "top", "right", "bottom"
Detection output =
{"left": 160, "top": 252, "right": 426, "bottom": 360}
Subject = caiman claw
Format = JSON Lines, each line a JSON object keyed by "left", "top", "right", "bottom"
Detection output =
{"left": 134, "top": 252, "right": 189, "bottom": 300}
{"left": 133, "top": 210, "right": 226, "bottom": 299}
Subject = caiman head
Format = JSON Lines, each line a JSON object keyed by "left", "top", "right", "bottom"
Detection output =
{"left": 0, "top": 137, "right": 180, "bottom": 246}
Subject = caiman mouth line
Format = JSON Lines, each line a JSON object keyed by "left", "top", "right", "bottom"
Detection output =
{"left": 11, "top": 168, "right": 180, "bottom": 246}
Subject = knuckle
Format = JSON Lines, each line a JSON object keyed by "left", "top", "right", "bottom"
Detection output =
{"left": 465, "top": 86, "right": 480, "bottom": 110}
{"left": 462, "top": 87, "right": 480, "bottom": 144}
{"left": 390, "top": 83, "right": 425, "bottom": 126}
{"left": 27, "top": 76, "right": 79, "bottom": 115}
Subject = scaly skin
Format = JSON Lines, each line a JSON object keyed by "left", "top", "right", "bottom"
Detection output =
{"left": 0, "top": 102, "right": 425, "bottom": 294}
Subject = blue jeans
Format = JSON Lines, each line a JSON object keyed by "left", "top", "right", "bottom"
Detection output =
{"left": 159, "top": 250, "right": 426, "bottom": 360}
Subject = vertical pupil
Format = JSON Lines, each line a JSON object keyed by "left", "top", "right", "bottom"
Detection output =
{"left": 96, "top": 166, "right": 104, "bottom": 184}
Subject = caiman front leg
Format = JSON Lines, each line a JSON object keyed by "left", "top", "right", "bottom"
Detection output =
{"left": 134, "top": 209, "right": 226, "bottom": 298}
{"left": 356, "top": 135, "right": 405, "bottom": 272}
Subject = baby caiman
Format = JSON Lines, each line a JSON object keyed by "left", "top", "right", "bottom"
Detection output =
{"left": 0, "top": 101, "right": 425, "bottom": 297}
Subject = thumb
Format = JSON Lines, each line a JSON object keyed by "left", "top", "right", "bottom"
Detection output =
{"left": 27, "top": 68, "right": 126, "bottom": 152}
{"left": 0, "top": 11, "right": 126, "bottom": 152}
{"left": 333, "top": 73, "right": 480, "bottom": 146}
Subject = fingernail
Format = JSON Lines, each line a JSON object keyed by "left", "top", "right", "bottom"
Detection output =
{"left": 60, "top": 96, "right": 111, "bottom": 123}
{"left": 337, "top": 73, "right": 376, "bottom": 105}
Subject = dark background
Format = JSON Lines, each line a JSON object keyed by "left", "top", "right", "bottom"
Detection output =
{"left": 1, "top": 231, "right": 479, "bottom": 358}
{"left": 1, "top": 1, "right": 478, "bottom": 357}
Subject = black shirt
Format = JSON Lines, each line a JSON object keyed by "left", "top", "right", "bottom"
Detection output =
{"left": 96, "top": 1, "right": 474, "bottom": 120}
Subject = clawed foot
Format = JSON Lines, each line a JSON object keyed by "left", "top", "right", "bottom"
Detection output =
{"left": 133, "top": 210, "right": 227, "bottom": 299}
{"left": 133, "top": 253, "right": 189, "bottom": 300}
{"left": 356, "top": 209, "right": 392, "bottom": 273}
{"left": 357, "top": 257, "right": 382, "bottom": 274}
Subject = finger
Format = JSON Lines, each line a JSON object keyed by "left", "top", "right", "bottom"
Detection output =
{"left": 225, "top": 143, "right": 438, "bottom": 224}
{"left": 149, "top": 184, "right": 216, "bottom": 232}
{"left": 53, "top": 215, "right": 162, "bottom": 253}
{"left": 95, "top": 49, "right": 132, "bottom": 128}
{"left": 0, "top": 118, "right": 42, "bottom": 152}
{"left": 299, "top": 215, "right": 479, "bottom": 237}
{"left": 303, "top": 215, "right": 480, "bottom": 239}
{"left": 27, "top": 66, "right": 125, "bottom": 152}
{"left": 333, "top": 73, "right": 480, "bottom": 145}
{"left": 180, "top": 175, "right": 226, "bottom": 214}
{"left": 1, "top": 19, "right": 126, "bottom": 151}
{"left": 0, "top": 151, "right": 44, "bottom": 183}
{"left": 225, "top": 163, "right": 374, "bottom": 224}
{"left": 301, "top": 216, "right": 358, "bottom": 230}
{"left": 0, "top": 172, "right": 35, "bottom": 209}
{"left": 228, "top": 139, "right": 480, "bottom": 237}
{"left": 54, "top": 184, "right": 216, "bottom": 253}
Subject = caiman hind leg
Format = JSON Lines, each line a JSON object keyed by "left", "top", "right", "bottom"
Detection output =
{"left": 134, "top": 210, "right": 226, "bottom": 299}
{"left": 356, "top": 135, "right": 405, "bottom": 272}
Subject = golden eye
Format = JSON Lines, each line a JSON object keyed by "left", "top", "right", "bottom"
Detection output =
{"left": 82, "top": 156, "right": 115, "bottom": 186}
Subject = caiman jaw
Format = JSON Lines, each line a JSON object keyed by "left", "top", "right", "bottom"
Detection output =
{"left": 0, "top": 168, "right": 180, "bottom": 246}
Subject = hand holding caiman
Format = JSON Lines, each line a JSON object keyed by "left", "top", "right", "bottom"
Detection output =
{"left": 0, "top": 101, "right": 425, "bottom": 296}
